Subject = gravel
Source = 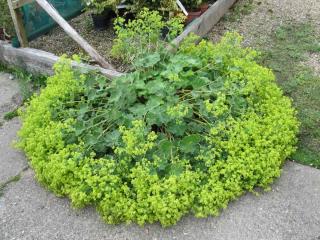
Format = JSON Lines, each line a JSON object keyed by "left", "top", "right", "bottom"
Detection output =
{"left": 306, "top": 52, "right": 320, "bottom": 75}
{"left": 208, "top": 0, "right": 320, "bottom": 47}
{"left": 28, "top": 12, "right": 128, "bottom": 71}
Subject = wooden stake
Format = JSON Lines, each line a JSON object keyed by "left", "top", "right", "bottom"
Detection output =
{"left": 7, "top": 0, "right": 29, "bottom": 47}
{"left": 34, "top": 0, "right": 116, "bottom": 70}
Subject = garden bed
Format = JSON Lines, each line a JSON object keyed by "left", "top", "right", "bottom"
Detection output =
{"left": 26, "top": 0, "right": 214, "bottom": 47}
{"left": 17, "top": 33, "right": 299, "bottom": 226}
{"left": 0, "top": 0, "right": 237, "bottom": 75}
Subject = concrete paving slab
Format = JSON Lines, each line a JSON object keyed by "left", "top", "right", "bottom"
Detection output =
{"left": 0, "top": 162, "right": 319, "bottom": 240}
{"left": 0, "top": 72, "right": 26, "bottom": 183}
{"left": 0, "top": 73, "right": 27, "bottom": 184}
{"left": 0, "top": 118, "right": 27, "bottom": 184}
{"left": 0, "top": 73, "right": 22, "bottom": 120}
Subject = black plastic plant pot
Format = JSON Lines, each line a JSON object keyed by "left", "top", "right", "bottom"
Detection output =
{"left": 123, "top": 12, "right": 135, "bottom": 22}
{"left": 91, "top": 9, "right": 116, "bottom": 30}
{"left": 161, "top": 26, "right": 170, "bottom": 40}
{"left": 117, "top": 7, "right": 135, "bottom": 23}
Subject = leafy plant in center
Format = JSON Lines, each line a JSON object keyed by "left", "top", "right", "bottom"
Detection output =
{"left": 125, "top": 0, "right": 179, "bottom": 13}
{"left": 111, "top": 8, "right": 185, "bottom": 64}
{"left": 18, "top": 33, "right": 299, "bottom": 227}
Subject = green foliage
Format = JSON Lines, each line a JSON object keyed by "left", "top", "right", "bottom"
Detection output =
{"left": 0, "top": 0, "right": 14, "bottom": 35}
{"left": 4, "top": 108, "right": 19, "bottom": 121}
{"left": 111, "top": 8, "right": 185, "bottom": 64}
{"left": 126, "top": 0, "right": 179, "bottom": 12}
{"left": 18, "top": 33, "right": 299, "bottom": 226}
{"left": 83, "top": 0, "right": 121, "bottom": 14}
{"left": 260, "top": 22, "right": 320, "bottom": 168}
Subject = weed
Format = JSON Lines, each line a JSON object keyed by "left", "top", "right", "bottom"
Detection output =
{"left": 260, "top": 22, "right": 320, "bottom": 168}
{"left": 0, "top": 174, "right": 21, "bottom": 198}
{"left": 223, "top": 0, "right": 254, "bottom": 22}
{"left": 4, "top": 108, "right": 19, "bottom": 121}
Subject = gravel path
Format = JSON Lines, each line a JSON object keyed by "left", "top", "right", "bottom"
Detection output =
{"left": 208, "top": 0, "right": 320, "bottom": 46}
{"left": 28, "top": 12, "right": 126, "bottom": 71}
{"left": 208, "top": 0, "right": 320, "bottom": 73}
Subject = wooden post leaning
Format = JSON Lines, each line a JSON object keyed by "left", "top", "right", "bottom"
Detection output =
{"left": 7, "top": 0, "right": 32, "bottom": 47}
{"left": 34, "top": 0, "right": 115, "bottom": 70}
{"left": 7, "top": 0, "right": 115, "bottom": 70}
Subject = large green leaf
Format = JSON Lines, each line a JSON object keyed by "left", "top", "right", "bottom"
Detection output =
{"left": 168, "top": 163, "right": 184, "bottom": 176}
{"left": 167, "top": 122, "right": 187, "bottom": 136}
{"left": 158, "top": 140, "right": 174, "bottom": 158}
{"left": 134, "top": 53, "right": 161, "bottom": 68}
{"left": 179, "top": 134, "right": 202, "bottom": 154}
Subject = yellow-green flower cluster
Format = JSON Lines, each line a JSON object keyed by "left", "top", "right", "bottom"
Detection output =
{"left": 167, "top": 104, "right": 189, "bottom": 123}
{"left": 115, "top": 120, "right": 157, "bottom": 156}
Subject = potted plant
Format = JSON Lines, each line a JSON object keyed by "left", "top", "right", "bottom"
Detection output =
{"left": 125, "top": 0, "right": 178, "bottom": 13}
{"left": 116, "top": 2, "right": 136, "bottom": 22}
{"left": 84, "top": 0, "right": 121, "bottom": 30}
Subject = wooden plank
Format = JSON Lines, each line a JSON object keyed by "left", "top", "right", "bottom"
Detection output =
{"left": 7, "top": 0, "right": 29, "bottom": 47}
{"left": 12, "top": 0, "right": 33, "bottom": 9}
{"left": 34, "top": 0, "right": 116, "bottom": 71}
{"left": 172, "top": 0, "right": 237, "bottom": 47}
{"left": 0, "top": 40, "right": 123, "bottom": 79}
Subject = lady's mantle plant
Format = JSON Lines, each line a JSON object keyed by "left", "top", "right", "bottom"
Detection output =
{"left": 18, "top": 33, "right": 299, "bottom": 226}
{"left": 111, "top": 8, "right": 185, "bottom": 64}
{"left": 126, "top": 0, "right": 179, "bottom": 13}
{"left": 83, "top": 0, "right": 121, "bottom": 14}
